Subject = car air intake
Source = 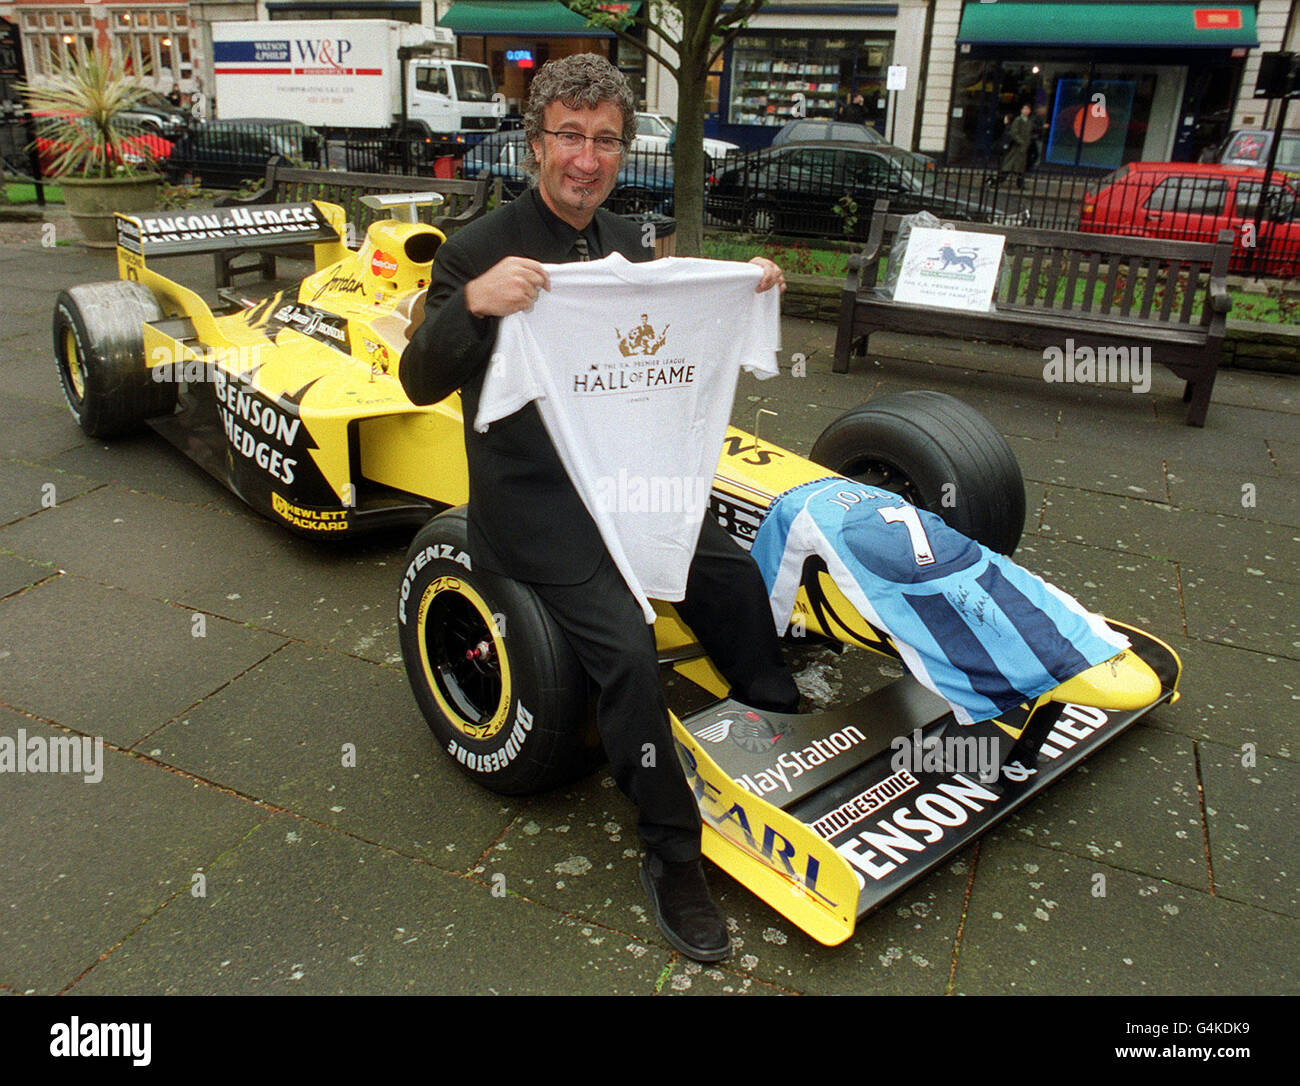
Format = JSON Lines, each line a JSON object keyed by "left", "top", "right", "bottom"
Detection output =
{"left": 405, "top": 229, "right": 442, "bottom": 265}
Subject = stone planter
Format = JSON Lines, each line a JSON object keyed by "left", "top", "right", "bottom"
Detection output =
{"left": 58, "top": 173, "right": 161, "bottom": 247}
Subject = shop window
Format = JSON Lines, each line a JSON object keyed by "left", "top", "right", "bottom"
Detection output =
{"left": 728, "top": 34, "right": 892, "bottom": 128}
{"left": 949, "top": 58, "right": 1165, "bottom": 169}
{"left": 707, "top": 52, "right": 722, "bottom": 115}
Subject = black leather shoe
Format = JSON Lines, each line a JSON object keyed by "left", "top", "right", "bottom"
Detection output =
{"left": 640, "top": 854, "right": 730, "bottom": 962}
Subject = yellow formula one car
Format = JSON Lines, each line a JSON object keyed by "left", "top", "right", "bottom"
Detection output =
{"left": 52, "top": 196, "right": 1181, "bottom": 948}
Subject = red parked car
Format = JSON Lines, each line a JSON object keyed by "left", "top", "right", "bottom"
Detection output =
{"left": 32, "top": 113, "right": 172, "bottom": 177}
{"left": 1079, "top": 162, "right": 1300, "bottom": 278}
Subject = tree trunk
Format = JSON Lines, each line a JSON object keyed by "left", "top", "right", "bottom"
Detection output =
{"left": 671, "top": 38, "right": 710, "bottom": 257}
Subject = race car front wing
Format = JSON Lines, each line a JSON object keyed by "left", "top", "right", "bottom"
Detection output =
{"left": 671, "top": 623, "right": 1181, "bottom": 946}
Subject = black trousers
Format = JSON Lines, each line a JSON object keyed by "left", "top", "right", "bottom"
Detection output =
{"left": 531, "top": 517, "right": 799, "bottom": 863}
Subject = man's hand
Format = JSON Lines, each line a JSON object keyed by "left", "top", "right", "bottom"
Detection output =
{"left": 749, "top": 256, "right": 786, "bottom": 294}
{"left": 464, "top": 257, "right": 551, "bottom": 318}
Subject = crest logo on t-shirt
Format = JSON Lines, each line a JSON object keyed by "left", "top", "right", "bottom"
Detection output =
{"left": 616, "top": 314, "right": 670, "bottom": 357}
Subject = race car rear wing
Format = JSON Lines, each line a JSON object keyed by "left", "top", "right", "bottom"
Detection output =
{"left": 115, "top": 201, "right": 347, "bottom": 272}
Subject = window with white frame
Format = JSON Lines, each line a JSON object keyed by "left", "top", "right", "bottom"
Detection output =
{"left": 19, "top": 6, "right": 192, "bottom": 88}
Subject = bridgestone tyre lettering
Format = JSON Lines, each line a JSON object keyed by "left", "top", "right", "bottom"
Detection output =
{"left": 52, "top": 280, "right": 174, "bottom": 438}
{"left": 398, "top": 508, "right": 601, "bottom": 796}
{"left": 809, "top": 390, "right": 1025, "bottom": 555}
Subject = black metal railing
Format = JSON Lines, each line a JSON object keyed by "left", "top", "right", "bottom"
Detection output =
{"left": 9, "top": 111, "right": 1298, "bottom": 280}
{"left": 165, "top": 120, "right": 327, "bottom": 187}
{"left": 7, "top": 110, "right": 177, "bottom": 187}
{"left": 699, "top": 153, "right": 1300, "bottom": 278}
{"left": 0, "top": 109, "right": 43, "bottom": 190}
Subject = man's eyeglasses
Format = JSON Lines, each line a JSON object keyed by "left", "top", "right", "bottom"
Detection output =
{"left": 541, "top": 129, "right": 627, "bottom": 156}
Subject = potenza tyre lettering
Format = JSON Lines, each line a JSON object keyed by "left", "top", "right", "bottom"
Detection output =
{"left": 399, "top": 544, "right": 471, "bottom": 624}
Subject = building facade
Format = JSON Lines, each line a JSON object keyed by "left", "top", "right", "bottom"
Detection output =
{"left": 925, "top": 1, "right": 1293, "bottom": 168}
{"left": 3, "top": 0, "right": 1295, "bottom": 164}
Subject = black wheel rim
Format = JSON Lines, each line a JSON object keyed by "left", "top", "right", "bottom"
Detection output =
{"left": 424, "top": 591, "right": 502, "bottom": 726}
{"left": 837, "top": 457, "right": 926, "bottom": 508}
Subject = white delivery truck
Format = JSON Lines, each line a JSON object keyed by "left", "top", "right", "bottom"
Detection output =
{"left": 211, "top": 20, "right": 502, "bottom": 156}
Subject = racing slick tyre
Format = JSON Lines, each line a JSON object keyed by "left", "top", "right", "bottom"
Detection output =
{"left": 398, "top": 507, "right": 602, "bottom": 796}
{"left": 52, "top": 280, "right": 174, "bottom": 438}
{"left": 810, "top": 390, "right": 1025, "bottom": 555}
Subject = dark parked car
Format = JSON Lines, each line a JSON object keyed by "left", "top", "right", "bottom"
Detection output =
{"left": 771, "top": 119, "right": 887, "bottom": 147}
{"left": 707, "top": 141, "right": 1014, "bottom": 238}
{"left": 168, "top": 119, "right": 322, "bottom": 186}
{"left": 462, "top": 129, "right": 675, "bottom": 214}
{"left": 770, "top": 118, "right": 935, "bottom": 171}
{"left": 120, "top": 91, "right": 191, "bottom": 140}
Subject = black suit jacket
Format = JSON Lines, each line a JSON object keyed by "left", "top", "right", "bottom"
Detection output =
{"left": 400, "top": 187, "right": 654, "bottom": 584}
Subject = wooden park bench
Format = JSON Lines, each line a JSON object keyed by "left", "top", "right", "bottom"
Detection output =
{"left": 210, "top": 158, "right": 498, "bottom": 288}
{"left": 834, "top": 201, "right": 1235, "bottom": 426}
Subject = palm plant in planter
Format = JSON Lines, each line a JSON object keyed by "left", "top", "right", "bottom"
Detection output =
{"left": 21, "top": 47, "right": 164, "bottom": 245}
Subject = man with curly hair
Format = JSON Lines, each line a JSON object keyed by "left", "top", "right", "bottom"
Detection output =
{"left": 401, "top": 53, "right": 797, "bottom": 962}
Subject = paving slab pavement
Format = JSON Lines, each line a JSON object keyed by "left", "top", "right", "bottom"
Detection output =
{"left": 0, "top": 227, "right": 1295, "bottom": 1000}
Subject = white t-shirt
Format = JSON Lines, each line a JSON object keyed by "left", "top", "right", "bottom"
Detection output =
{"left": 476, "top": 252, "right": 781, "bottom": 622}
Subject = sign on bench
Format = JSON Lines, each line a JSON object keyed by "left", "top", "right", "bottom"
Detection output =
{"left": 834, "top": 200, "right": 1234, "bottom": 426}
{"left": 891, "top": 226, "right": 1006, "bottom": 313}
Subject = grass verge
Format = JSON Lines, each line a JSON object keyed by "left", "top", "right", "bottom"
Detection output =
{"left": 3, "top": 182, "right": 64, "bottom": 204}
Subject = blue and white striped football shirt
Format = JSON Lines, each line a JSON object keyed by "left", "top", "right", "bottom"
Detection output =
{"left": 752, "top": 478, "right": 1128, "bottom": 725}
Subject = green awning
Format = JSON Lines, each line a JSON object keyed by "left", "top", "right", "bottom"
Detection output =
{"left": 440, "top": 1, "right": 640, "bottom": 37}
{"left": 957, "top": 3, "right": 1258, "bottom": 48}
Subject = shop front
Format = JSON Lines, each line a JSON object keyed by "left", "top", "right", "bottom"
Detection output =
{"left": 708, "top": 3, "right": 927, "bottom": 152}
{"left": 439, "top": 0, "right": 642, "bottom": 115}
{"left": 946, "top": 2, "right": 1260, "bottom": 169}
